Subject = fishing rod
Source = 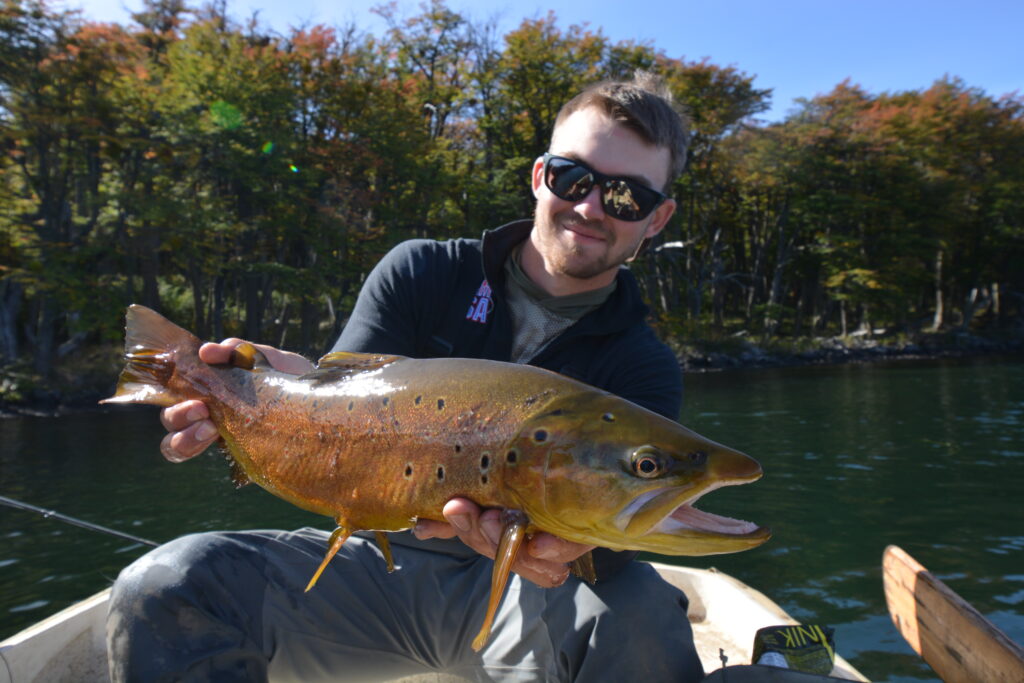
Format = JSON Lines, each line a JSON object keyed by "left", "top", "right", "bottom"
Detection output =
{"left": 0, "top": 494, "right": 159, "bottom": 548}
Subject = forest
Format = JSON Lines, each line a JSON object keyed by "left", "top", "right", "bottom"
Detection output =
{"left": 2, "top": 0, "right": 1023, "bottom": 386}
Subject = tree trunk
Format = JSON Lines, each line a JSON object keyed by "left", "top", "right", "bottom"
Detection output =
{"left": 0, "top": 279, "right": 23, "bottom": 363}
{"left": 32, "top": 296, "right": 57, "bottom": 379}
{"left": 930, "top": 248, "right": 944, "bottom": 332}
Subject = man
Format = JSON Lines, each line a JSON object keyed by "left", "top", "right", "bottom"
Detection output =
{"left": 109, "top": 72, "right": 704, "bottom": 682}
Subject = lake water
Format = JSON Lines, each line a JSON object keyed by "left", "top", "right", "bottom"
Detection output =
{"left": 2, "top": 356, "right": 1022, "bottom": 681}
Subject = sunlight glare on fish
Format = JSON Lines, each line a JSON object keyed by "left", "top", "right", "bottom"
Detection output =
{"left": 266, "top": 374, "right": 399, "bottom": 398}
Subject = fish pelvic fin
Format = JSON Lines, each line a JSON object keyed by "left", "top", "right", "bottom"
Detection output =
{"left": 100, "top": 305, "right": 201, "bottom": 407}
{"left": 471, "top": 509, "right": 529, "bottom": 652}
{"left": 306, "top": 524, "right": 352, "bottom": 592}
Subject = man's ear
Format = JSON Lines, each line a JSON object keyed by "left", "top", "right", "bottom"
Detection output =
{"left": 644, "top": 198, "right": 677, "bottom": 239}
{"left": 530, "top": 156, "right": 545, "bottom": 198}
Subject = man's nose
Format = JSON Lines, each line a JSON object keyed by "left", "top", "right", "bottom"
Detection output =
{"left": 573, "top": 184, "right": 606, "bottom": 221}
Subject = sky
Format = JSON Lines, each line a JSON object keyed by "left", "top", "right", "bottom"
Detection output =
{"left": 62, "top": 0, "right": 1023, "bottom": 122}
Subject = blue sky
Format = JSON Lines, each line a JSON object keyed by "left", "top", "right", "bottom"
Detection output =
{"left": 64, "top": 0, "right": 1022, "bottom": 122}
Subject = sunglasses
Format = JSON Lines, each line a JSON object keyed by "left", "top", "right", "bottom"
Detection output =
{"left": 542, "top": 153, "right": 668, "bottom": 222}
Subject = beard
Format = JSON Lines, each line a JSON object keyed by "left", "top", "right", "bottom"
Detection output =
{"left": 535, "top": 209, "right": 646, "bottom": 281}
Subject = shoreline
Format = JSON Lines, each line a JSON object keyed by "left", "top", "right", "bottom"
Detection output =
{"left": 3, "top": 330, "right": 1023, "bottom": 418}
{"left": 677, "top": 330, "right": 1024, "bottom": 373}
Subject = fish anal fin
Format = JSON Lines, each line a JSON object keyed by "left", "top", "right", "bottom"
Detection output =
{"left": 471, "top": 509, "right": 529, "bottom": 652}
{"left": 374, "top": 531, "right": 395, "bottom": 572}
{"left": 570, "top": 551, "right": 597, "bottom": 585}
{"left": 301, "top": 352, "right": 405, "bottom": 384}
{"left": 305, "top": 524, "right": 352, "bottom": 592}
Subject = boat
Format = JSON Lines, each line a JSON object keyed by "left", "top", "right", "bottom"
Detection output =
{"left": 0, "top": 562, "right": 867, "bottom": 682}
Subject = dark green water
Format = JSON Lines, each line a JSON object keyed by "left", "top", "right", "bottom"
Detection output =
{"left": 2, "top": 356, "right": 1022, "bottom": 682}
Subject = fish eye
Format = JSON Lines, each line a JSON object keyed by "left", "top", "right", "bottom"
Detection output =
{"left": 631, "top": 447, "right": 666, "bottom": 478}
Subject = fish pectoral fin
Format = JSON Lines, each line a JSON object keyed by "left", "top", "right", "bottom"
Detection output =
{"left": 570, "top": 551, "right": 597, "bottom": 585}
{"left": 374, "top": 531, "right": 395, "bottom": 573}
{"left": 302, "top": 351, "right": 406, "bottom": 384}
{"left": 228, "top": 458, "right": 251, "bottom": 488}
{"left": 305, "top": 525, "right": 352, "bottom": 592}
{"left": 471, "top": 510, "right": 529, "bottom": 652}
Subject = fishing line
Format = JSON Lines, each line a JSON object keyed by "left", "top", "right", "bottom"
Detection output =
{"left": 0, "top": 495, "right": 159, "bottom": 548}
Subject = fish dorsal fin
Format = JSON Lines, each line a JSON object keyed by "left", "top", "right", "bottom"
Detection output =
{"left": 301, "top": 351, "right": 405, "bottom": 383}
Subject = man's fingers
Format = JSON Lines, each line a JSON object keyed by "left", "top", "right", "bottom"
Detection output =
{"left": 198, "top": 340, "right": 244, "bottom": 365}
{"left": 159, "top": 400, "right": 208, "bottom": 432}
{"left": 440, "top": 500, "right": 572, "bottom": 588}
{"left": 413, "top": 518, "right": 458, "bottom": 540}
{"left": 159, "top": 419, "right": 218, "bottom": 463}
{"left": 526, "top": 534, "right": 596, "bottom": 564}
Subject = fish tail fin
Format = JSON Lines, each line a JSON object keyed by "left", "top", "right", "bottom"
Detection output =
{"left": 100, "top": 305, "right": 201, "bottom": 407}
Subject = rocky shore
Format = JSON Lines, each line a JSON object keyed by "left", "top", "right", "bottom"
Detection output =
{"left": 677, "top": 329, "right": 1024, "bottom": 372}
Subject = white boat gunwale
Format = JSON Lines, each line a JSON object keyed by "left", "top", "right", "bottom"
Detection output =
{"left": 0, "top": 563, "right": 868, "bottom": 682}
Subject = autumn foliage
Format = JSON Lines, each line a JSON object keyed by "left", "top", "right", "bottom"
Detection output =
{"left": 2, "top": 0, "right": 1022, "bottom": 379}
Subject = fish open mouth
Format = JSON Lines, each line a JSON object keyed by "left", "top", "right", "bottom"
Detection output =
{"left": 616, "top": 483, "right": 769, "bottom": 553}
{"left": 654, "top": 502, "right": 762, "bottom": 536}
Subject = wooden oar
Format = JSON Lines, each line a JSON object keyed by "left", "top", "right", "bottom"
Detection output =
{"left": 882, "top": 544, "right": 1024, "bottom": 683}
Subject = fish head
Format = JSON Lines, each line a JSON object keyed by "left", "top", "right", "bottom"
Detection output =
{"left": 503, "top": 392, "right": 771, "bottom": 556}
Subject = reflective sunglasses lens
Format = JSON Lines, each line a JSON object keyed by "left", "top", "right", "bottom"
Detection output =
{"left": 603, "top": 180, "right": 646, "bottom": 221}
{"left": 546, "top": 158, "right": 594, "bottom": 201}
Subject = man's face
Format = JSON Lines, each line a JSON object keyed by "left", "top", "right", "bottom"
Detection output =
{"left": 530, "top": 107, "right": 676, "bottom": 287}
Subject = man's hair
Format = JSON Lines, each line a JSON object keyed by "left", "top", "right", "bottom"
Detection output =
{"left": 553, "top": 71, "right": 690, "bottom": 192}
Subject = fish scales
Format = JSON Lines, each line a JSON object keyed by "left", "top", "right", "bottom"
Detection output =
{"left": 103, "top": 305, "right": 770, "bottom": 650}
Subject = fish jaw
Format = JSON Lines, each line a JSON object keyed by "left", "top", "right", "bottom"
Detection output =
{"left": 612, "top": 480, "right": 772, "bottom": 555}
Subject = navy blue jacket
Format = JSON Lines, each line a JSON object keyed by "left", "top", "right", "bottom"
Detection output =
{"left": 334, "top": 219, "right": 683, "bottom": 578}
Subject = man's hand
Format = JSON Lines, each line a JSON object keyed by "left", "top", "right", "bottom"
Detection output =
{"left": 158, "top": 339, "right": 314, "bottom": 463}
{"left": 413, "top": 498, "right": 595, "bottom": 588}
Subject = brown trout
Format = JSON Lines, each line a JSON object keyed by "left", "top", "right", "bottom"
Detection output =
{"left": 103, "top": 305, "right": 770, "bottom": 650}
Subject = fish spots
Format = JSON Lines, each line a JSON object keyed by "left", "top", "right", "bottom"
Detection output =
{"left": 382, "top": 397, "right": 390, "bottom": 406}
{"left": 437, "top": 398, "right": 446, "bottom": 411}
{"left": 436, "top": 465, "right": 445, "bottom": 481}
{"left": 348, "top": 401, "right": 355, "bottom": 411}
{"left": 454, "top": 444, "right": 462, "bottom": 453}
{"left": 532, "top": 429, "right": 548, "bottom": 444}
{"left": 602, "top": 413, "right": 615, "bottom": 423}
{"left": 478, "top": 454, "right": 493, "bottom": 484}
{"left": 404, "top": 464, "right": 413, "bottom": 479}
{"left": 505, "top": 449, "right": 518, "bottom": 465}
{"left": 415, "top": 395, "right": 422, "bottom": 405}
